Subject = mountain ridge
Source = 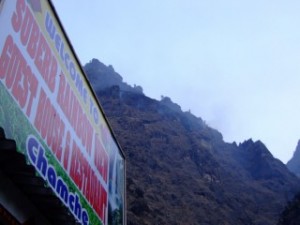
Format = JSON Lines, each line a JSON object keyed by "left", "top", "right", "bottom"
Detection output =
{"left": 84, "top": 58, "right": 300, "bottom": 225}
{"left": 287, "top": 140, "right": 300, "bottom": 177}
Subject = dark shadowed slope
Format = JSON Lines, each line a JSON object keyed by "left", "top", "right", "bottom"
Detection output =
{"left": 84, "top": 59, "right": 300, "bottom": 225}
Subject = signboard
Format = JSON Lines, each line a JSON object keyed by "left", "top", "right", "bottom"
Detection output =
{"left": 0, "top": 1, "right": 125, "bottom": 225}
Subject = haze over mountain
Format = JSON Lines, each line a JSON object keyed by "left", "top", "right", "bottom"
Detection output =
{"left": 84, "top": 59, "right": 300, "bottom": 225}
{"left": 52, "top": 0, "right": 300, "bottom": 165}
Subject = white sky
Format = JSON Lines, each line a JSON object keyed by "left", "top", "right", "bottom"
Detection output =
{"left": 51, "top": 0, "right": 300, "bottom": 163}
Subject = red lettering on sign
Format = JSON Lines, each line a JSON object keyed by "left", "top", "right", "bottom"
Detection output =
{"left": 34, "top": 35, "right": 57, "bottom": 92}
{"left": 0, "top": 37, "right": 15, "bottom": 89}
{"left": 11, "top": 50, "right": 27, "bottom": 108}
{"left": 34, "top": 88, "right": 65, "bottom": 163}
{"left": 11, "top": 0, "right": 57, "bottom": 93}
{"left": 26, "top": 14, "right": 39, "bottom": 59}
{"left": 57, "top": 74, "right": 94, "bottom": 157}
{"left": 70, "top": 142, "right": 83, "bottom": 188}
{"left": 94, "top": 135, "right": 108, "bottom": 183}
{"left": 70, "top": 140, "right": 107, "bottom": 222}
{"left": 0, "top": 35, "right": 14, "bottom": 80}
{"left": 11, "top": 0, "right": 25, "bottom": 33}
{"left": 20, "top": 5, "right": 34, "bottom": 47}
{"left": 0, "top": 35, "right": 38, "bottom": 117}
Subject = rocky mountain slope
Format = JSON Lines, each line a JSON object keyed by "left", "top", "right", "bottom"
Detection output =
{"left": 278, "top": 141, "right": 300, "bottom": 224}
{"left": 287, "top": 140, "right": 300, "bottom": 177}
{"left": 84, "top": 59, "right": 300, "bottom": 225}
{"left": 278, "top": 192, "right": 300, "bottom": 225}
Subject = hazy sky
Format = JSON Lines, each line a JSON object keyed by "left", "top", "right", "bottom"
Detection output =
{"left": 51, "top": 0, "right": 300, "bottom": 163}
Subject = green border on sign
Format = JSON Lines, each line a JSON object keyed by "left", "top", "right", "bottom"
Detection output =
{"left": 0, "top": 82, "right": 102, "bottom": 225}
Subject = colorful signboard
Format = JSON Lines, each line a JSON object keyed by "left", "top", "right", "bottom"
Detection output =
{"left": 0, "top": 1, "right": 125, "bottom": 225}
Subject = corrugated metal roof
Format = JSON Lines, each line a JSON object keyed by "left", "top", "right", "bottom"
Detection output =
{"left": 0, "top": 130, "right": 79, "bottom": 225}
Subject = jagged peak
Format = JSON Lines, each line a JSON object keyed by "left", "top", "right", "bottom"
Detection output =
{"left": 286, "top": 139, "right": 300, "bottom": 177}
{"left": 160, "top": 96, "right": 182, "bottom": 113}
{"left": 291, "top": 139, "right": 300, "bottom": 158}
{"left": 239, "top": 139, "right": 273, "bottom": 159}
{"left": 239, "top": 138, "right": 254, "bottom": 146}
{"left": 84, "top": 58, "right": 143, "bottom": 95}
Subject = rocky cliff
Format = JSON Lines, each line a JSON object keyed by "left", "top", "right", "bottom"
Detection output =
{"left": 84, "top": 59, "right": 300, "bottom": 225}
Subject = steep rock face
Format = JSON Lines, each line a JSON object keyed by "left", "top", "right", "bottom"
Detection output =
{"left": 287, "top": 140, "right": 300, "bottom": 177}
{"left": 96, "top": 87, "right": 299, "bottom": 225}
{"left": 84, "top": 58, "right": 143, "bottom": 94}
{"left": 85, "top": 60, "right": 300, "bottom": 225}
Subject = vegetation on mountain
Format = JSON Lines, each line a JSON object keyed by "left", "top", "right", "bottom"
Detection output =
{"left": 84, "top": 59, "right": 300, "bottom": 225}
